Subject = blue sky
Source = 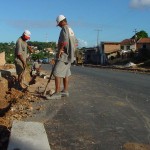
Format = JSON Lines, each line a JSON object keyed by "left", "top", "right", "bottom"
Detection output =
{"left": 0, "top": 0, "right": 150, "bottom": 47}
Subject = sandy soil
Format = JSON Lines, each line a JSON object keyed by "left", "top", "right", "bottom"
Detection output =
{"left": 123, "top": 142, "right": 150, "bottom": 150}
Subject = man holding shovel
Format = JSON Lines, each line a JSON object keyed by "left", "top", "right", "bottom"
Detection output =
{"left": 14, "top": 30, "right": 33, "bottom": 90}
{"left": 46, "top": 15, "right": 76, "bottom": 99}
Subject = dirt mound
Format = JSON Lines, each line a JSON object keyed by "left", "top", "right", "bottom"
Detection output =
{"left": 0, "top": 78, "right": 8, "bottom": 100}
{"left": 0, "top": 75, "right": 47, "bottom": 149}
{"left": 0, "top": 64, "right": 15, "bottom": 70}
{"left": 123, "top": 142, "right": 150, "bottom": 150}
{"left": 0, "top": 85, "right": 44, "bottom": 149}
{"left": 0, "top": 66, "right": 54, "bottom": 149}
{"left": 0, "top": 88, "right": 41, "bottom": 127}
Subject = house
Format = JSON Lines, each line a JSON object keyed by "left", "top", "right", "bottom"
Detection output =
{"left": 84, "top": 42, "right": 120, "bottom": 64}
{"left": 120, "top": 39, "right": 136, "bottom": 59}
{"left": 101, "top": 42, "right": 120, "bottom": 54}
{"left": 136, "top": 38, "right": 150, "bottom": 57}
{"left": 84, "top": 47, "right": 108, "bottom": 65}
{"left": 44, "top": 48, "right": 55, "bottom": 54}
{"left": 120, "top": 39, "right": 136, "bottom": 52}
{"left": 101, "top": 42, "right": 120, "bottom": 60}
{"left": 137, "top": 38, "right": 150, "bottom": 49}
{"left": 84, "top": 38, "right": 150, "bottom": 65}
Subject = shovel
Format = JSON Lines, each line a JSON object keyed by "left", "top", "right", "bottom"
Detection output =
{"left": 43, "top": 60, "right": 57, "bottom": 96}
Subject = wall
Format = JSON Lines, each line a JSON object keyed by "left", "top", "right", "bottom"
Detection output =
{"left": 103, "top": 43, "right": 120, "bottom": 53}
{"left": 137, "top": 43, "right": 150, "bottom": 49}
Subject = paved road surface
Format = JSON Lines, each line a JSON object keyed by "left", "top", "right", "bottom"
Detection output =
{"left": 29, "top": 65, "right": 150, "bottom": 150}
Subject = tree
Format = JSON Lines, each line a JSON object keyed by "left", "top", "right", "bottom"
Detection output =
{"left": 27, "top": 41, "right": 56, "bottom": 50}
{"left": 137, "top": 30, "right": 148, "bottom": 39}
{"left": 131, "top": 30, "right": 148, "bottom": 40}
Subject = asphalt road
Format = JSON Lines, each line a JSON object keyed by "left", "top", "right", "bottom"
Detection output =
{"left": 30, "top": 64, "right": 150, "bottom": 150}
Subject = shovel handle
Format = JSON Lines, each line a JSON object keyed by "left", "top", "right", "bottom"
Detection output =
{"left": 43, "top": 60, "right": 57, "bottom": 96}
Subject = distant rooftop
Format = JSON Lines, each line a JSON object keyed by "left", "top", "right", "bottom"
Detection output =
{"left": 120, "top": 39, "right": 135, "bottom": 45}
{"left": 137, "top": 38, "right": 150, "bottom": 43}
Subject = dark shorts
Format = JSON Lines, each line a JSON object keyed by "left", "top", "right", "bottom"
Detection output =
{"left": 53, "top": 60, "right": 71, "bottom": 78}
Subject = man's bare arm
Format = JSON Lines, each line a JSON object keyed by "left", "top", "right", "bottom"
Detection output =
{"left": 27, "top": 45, "right": 34, "bottom": 53}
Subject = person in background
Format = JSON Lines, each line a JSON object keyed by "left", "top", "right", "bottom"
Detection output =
{"left": 29, "top": 60, "right": 41, "bottom": 85}
{"left": 14, "top": 30, "right": 34, "bottom": 90}
{"left": 46, "top": 15, "right": 77, "bottom": 99}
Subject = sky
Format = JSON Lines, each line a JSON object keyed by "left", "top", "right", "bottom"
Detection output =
{"left": 0, "top": 0, "right": 150, "bottom": 47}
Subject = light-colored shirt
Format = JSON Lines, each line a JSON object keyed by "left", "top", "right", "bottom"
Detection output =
{"left": 15, "top": 37, "right": 27, "bottom": 64}
{"left": 58, "top": 25, "right": 76, "bottom": 63}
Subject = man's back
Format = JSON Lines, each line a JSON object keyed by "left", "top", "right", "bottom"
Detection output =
{"left": 15, "top": 37, "right": 27, "bottom": 63}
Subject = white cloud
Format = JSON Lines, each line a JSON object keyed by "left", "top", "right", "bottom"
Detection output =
{"left": 130, "top": 0, "right": 150, "bottom": 8}
{"left": 78, "top": 38, "right": 88, "bottom": 48}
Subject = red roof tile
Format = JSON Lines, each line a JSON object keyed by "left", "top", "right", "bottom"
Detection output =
{"left": 137, "top": 38, "right": 150, "bottom": 43}
{"left": 120, "top": 39, "right": 135, "bottom": 45}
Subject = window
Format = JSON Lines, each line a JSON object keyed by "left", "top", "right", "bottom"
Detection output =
{"left": 121, "top": 46, "right": 124, "bottom": 50}
{"left": 127, "top": 46, "right": 130, "bottom": 50}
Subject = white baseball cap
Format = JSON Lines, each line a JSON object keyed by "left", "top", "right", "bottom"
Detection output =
{"left": 56, "top": 15, "right": 66, "bottom": 25}
{"left": 23, "top": 30, "right": 31, "bottom": 37}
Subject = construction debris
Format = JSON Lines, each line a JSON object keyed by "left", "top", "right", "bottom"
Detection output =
{"left": 124, "top": 62, "right": 137, "bottom": 68}
{"left": 0, "top": 64, "right": 55, "bottom": 149}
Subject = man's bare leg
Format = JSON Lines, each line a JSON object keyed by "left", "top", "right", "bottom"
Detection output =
{"left": 63, "top": 76, "right": 69, "bottom": 92}
{"left": 55, "top": 76, "right": 61, "bottom": 93}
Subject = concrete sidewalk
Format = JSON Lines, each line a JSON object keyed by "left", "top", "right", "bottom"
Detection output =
{"left": 7, "top": 120, "right": 51, "bottom": 150}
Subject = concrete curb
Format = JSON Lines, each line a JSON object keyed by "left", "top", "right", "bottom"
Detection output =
{"left": 84, "top": 64, "right": 150, "bottom": 74}
{"left": 7, "top": 120, "right": 51, "bottom": 150}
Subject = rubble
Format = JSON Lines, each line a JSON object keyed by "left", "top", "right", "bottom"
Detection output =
{"left": 0, "top": 88, "right": 41, "bottom": 127}
{"left": 0, "top": 64, "right": 15, "bottom": 70}
{"left": 123, "top": 142, "right": 150, "bottom": 150}
{"left": 0, "top": 64, "right": 55, "bottom": 149}
{"left": 124, "top": 62, "right": 137, "bottom": 68}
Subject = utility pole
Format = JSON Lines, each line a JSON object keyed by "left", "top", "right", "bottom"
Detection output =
{"left": 133, "top": 29, "right": 138, "bottom": 39}
{"left": 95, "top": 29, "right": 101, "bottom": 47}
{"left": 133, "top": 29, "right": 138, "bottom": 51}
{"left": 95, "top": 29, "right": 102, "bottom": 65}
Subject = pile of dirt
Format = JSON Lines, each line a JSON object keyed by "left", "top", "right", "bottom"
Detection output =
{"left": 0, "top": 86, "right": 44, "bottom": 149}
{"left": 0, "top": 88, "right": 42, "bottom": 127}
{"left": 0, "top": 78, "right": 8, "bottom": 100}
{"left": 0, "top": 64, "right": 15, "bottom": 70}
{"left": 123, "top": 142, "right": 150, "bottom": 150}
{"left": 0, "top": 67, "right": 53, "bottom": 149}
{"left": 0, "top": 82, "right": 46, "bottom": 149}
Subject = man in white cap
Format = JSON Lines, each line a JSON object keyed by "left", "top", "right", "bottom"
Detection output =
{"left": 46, "top": 15, "right": 77, "bottom": 99}
{"left": 14, "top": 30, "right": 34, "bottom": 90}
